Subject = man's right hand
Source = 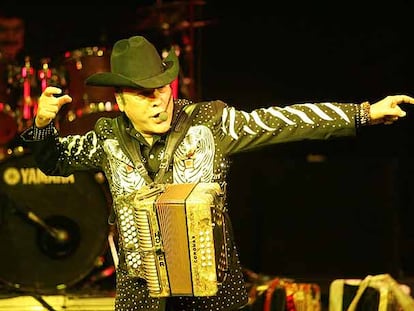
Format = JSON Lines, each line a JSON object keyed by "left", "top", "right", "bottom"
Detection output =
{"left": 35, "top": 86, "right": 72, "bottom": 128}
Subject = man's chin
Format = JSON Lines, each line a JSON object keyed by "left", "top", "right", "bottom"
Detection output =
{"left": 152, "top": 123, "right": 171, "bottom": 134}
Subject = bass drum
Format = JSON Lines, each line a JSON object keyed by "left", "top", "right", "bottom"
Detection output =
{"left": 0, "top": 152, "right": 111, "bottom": 294}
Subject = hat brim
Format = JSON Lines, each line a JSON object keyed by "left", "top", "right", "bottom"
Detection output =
{"left": 85, "top": 48, "right": 179, "bottom": 89}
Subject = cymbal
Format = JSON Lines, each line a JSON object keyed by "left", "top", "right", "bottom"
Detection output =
{"left": 133, "top": 18, "right": 217, "bottom": 33}
{"left": 137, "top": 0, "right": 206, "bottom": 13}
{"left": 172, "top": 19, "right": 218, "bottom": 31}
{"left": 133, "top": 1, "right": 211, "bottom": 34}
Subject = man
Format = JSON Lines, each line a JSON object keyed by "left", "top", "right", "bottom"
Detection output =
{"left": 0, "top": 10, "right": 25, "bottom": 62}
{"left": 0, "top": 9, "right": 26, "bottom": 158}
{"left": 21, "top": 35, "right": 414, "bottom": 311}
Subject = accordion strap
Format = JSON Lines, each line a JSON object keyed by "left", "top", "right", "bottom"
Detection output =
{"left": 112, "top": 102, "right": 201, "bottom": 184}
{"left": 346, "top": 276, "right": 371, "bottom": 311}
{"left": 347, "top": 274, "right": 414, "bottom": 311}
{"left": 112, "top": 114, "right": 152, "bottom": 184}
{"left": 154, "top": 102, "right": 200, "bottom": 183}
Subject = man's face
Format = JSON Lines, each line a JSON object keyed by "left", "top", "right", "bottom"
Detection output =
{"left": 0, "top": 17, "right": 25, "bottom": 61}
{"left": 117, "top": 85, "right": 174, "bottom": 139}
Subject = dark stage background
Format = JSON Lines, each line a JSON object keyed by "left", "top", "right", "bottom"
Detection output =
{"left": 3, "top": 1, "right": 414, "bottom": 288}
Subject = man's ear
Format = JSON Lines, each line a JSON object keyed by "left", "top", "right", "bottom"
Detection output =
{"left": 115, "top": 93, "right": 124, "bottom": 112}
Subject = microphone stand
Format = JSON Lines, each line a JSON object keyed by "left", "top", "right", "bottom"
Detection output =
{"left": 1, "top": 191, "right": 68, "bottom": 243}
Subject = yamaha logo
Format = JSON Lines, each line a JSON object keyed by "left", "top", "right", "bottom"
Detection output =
{"left": 2, "top": 166, "right": 75, "bottom": 185}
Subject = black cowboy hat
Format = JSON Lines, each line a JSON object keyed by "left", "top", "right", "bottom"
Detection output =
{"left": 85, "top": 35, "right": 179, "bottom": 89}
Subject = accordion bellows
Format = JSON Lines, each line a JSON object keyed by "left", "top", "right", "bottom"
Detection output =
{"left": 115, "top": 182, "right": 228, "bottom": 297}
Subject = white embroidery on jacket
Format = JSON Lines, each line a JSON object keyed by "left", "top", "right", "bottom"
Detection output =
{"left": 173, "top": 125, "right": 215, "bottom": 183}
{"left": 103, "top": 139, "right": 146, "bottom": 195}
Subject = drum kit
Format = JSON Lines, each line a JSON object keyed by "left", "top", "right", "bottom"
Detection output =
{"left": 0, "top": 45, "right": 120, "bottom": 152}
{"left": 0, "top": 45, "right": 118, "bottom": 295}
{"left": 0, "top": 0, "right": 214, "bottom": 296}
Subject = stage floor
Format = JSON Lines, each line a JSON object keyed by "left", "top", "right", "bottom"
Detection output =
{"left": 0, "top": 294, "right": 115, "bottom": 311}
{"left": 1, "top": 276, "right": 413, "bottom": 311}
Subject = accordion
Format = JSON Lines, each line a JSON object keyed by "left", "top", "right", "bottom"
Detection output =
{"left": 115, "top": 182, "right": 228, "bottom": 297}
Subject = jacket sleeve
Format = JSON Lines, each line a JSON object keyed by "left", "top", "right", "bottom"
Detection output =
{"left": 20, "top": 120, "right": 105, "bottom": 176}
{"left": 205, "top": 100, "right": 362, "bottom": 155}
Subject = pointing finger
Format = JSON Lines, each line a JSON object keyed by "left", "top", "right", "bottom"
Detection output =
{"left": 57, "top": 94, "right": 72, "bottom": 108}
{"left": 393, "top": 95, "right": 414, "bottom": 106}
{"left": 42, "top": 86, "right": 65, "bottom": 97}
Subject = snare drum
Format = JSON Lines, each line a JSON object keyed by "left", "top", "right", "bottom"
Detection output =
{"left": 0, "top": 152, "right": 111, "bottom": 293}
{"left": 58, "top": 47, "right": 120, "bottom": 136}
